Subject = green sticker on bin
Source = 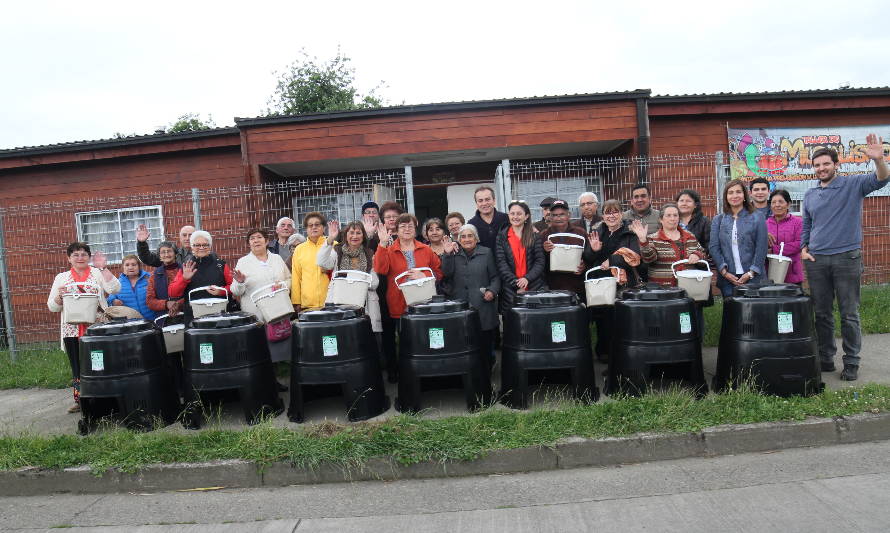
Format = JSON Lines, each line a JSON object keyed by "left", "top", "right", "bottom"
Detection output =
{"left": 429, "top": 328, "right": 445, "bottom": 349}
{"left": 322, "top": 335, "right": 338, "bottom": 357}
{"left": 551, "top": 321, "right": 567, "bottom": 343}
{"left": 679, "top": 312, "right": 692, "bottom": 334}
{"left": 90, "top": 350, "right": 104, "bottom": 372}
{"left": 777, "top": 312, "right": 793, "bottom": 334}
{"left": 199, "top": 343, "right": 214, "bottom": 365}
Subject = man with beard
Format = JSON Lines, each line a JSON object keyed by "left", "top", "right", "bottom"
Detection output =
{"left": 801, "top": 133, "right": 889, "bottom": 381}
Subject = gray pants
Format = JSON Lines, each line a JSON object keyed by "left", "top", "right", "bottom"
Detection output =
{"left": 804, "top": 249, "right": 863, "bottom": 366}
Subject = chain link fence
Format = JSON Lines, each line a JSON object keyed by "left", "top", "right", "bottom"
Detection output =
{"left": 0, "top": 170, "right": 406, "bottom": 356}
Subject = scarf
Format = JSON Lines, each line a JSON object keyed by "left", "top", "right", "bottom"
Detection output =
{"left": 339, "top": 245, "right": 370, "bottom": 273}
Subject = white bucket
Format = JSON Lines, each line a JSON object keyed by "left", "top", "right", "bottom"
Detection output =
{"left": 250, "top": 283, "right": 293, "bottom": 322}
{"left": 62, "top": 282, "right": 100, "bottom": 324}
{"left": 395, "top": 267, "right": 437, "bottom": 306}
{"left": 154, "top": 314, "right": 185, "bottom": 354}
{"left": 547, "top": 233, "right": 586, "bottom": 272}
{"left": 671, "top": 259, "right": 713, "bottom": 301}
{"left": 188, "top": 286, "right": 228, "bottom": 317}
{"left": 584, "top": 266, "right": 620, "bottom": 307}
{"left": 767, "top": 254, "right": 791, "bottom": 283}
{"left": 329, "top": 270, "right": 371, "bottom": 307}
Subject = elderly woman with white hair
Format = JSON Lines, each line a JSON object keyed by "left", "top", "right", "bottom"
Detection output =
{"left": 440, "top": 224, "right": 501, "bottom": 366}
{"left": 167, "top": 229, "right": 233, "bottom": 323}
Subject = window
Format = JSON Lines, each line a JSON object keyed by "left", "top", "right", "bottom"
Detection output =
{"left": 517, "top": 176, "right": 604, "bottom": 221}
{"left": 75, "top": 206, "right": 164, "bottom": 264}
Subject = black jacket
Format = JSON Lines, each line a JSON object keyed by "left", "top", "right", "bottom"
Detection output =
{"left": 137, "top": 240, "right": 188, "bottom": 268}
{"left": 494, "top": 226, "right": 548, "bottom": 312}
{"left": 582, "top": 220, "right": 644, "bottom": 287}
{"left": 468, "top": 210, "right": 510, "bottom": 251}
{"left": 682, "top": 212, "right": 712, "bottom": 252}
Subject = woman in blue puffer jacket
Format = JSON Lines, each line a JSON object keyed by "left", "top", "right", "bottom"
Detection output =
{"left": 107, "top": 254, "right": 158, "bottom": 320}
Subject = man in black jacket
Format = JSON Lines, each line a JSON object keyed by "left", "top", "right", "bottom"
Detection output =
{"left": 468, "top": 185, "right": 509, "bottom": 250}
{"left": 135, "top": 224, "right": 193, "bottom": 267}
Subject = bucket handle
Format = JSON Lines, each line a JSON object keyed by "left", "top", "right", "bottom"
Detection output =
{"left": 584, "top": 266, "right": 620, "bottom": 281}
{"left": 331, "top": 269, "right": 372, "bottom": 285}
{"left": 249, "top": 282, "right": 290, "bottom": 304}
{"left": 546, "top": 233, "right": 586, "bottom": 247}
{"left": 62, "top": 281, "right": 99, "bottom": 299}
{"left": 153, "top": 313, "right": 184, "bottom": 327}
{"left": 670, "top": 259, "right": 711, "bottom": 278}
{"left": 188, "top": 285, "right": 228, "bottom": 302}
{"left": 394, "top": 267, "right": 434, "bottom": 287}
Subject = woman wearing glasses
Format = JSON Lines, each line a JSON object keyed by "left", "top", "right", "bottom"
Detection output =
{"left": 167, "top": 230, "right": 233, "bottom": 323}
{"left": 47, "top": 243, "right": 121, "bottom": 413}
{"left": 290, "top": 212, "right": 331, "bottom": 314}
{"left": 582, "top": 199, "right": 644, "bottom": 362}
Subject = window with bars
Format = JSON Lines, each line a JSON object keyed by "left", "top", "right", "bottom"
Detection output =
{"left": 75, "top": 206, "right": 164, "bottom": 264}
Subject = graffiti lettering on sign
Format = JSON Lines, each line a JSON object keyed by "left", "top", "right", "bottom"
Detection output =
{"left": 727, "top": 126, "right": 890, "bottom": 198}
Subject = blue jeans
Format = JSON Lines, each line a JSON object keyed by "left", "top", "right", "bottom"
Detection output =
{"left": 804, "top": 250, "right": 863, "bottom": 366}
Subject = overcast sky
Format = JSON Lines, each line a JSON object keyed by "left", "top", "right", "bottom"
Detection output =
{"left": 3, "top": 0, "right": 888, "bottom": 150}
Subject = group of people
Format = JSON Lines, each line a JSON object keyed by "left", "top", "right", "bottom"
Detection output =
{"left": 48, "top": 133, "right": 888, "bottom": 413}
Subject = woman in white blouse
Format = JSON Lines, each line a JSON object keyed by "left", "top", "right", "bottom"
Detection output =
{"left": 47, "top": 242, "right": 121, "bottom": 413}
{"left": 316, "top": 220, "right": 382, "bottom": 333}
{"left": 231, "top": 228, "right": 292, "bottom": 323}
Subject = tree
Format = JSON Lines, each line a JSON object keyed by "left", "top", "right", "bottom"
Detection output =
{"left": 165, "top": 113, "right": 216, "bottom": 133}
{"left": 266, "top": 48, "right": 386, "bottom": 116}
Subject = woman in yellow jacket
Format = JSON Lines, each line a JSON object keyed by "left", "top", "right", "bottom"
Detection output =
{"left": 291, "top": 211, "right": 331, "bottom": 312}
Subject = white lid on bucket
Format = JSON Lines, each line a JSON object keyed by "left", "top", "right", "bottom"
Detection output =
{"left": 767, "top": 254, "right": 791, "bottom": 262}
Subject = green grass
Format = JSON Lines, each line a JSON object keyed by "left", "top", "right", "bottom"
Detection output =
{"left": 701, "top": 284, "right": 890, "bottom": 347}
{"left": 2, "top": 384, "right": 890, "bottom": 474}
{"left": 0, "top": 346, "right": 70, "bottom": 389}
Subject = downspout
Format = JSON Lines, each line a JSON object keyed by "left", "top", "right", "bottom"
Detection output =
{"left": 636, "top": 96, "right": 651, "bottom": 185}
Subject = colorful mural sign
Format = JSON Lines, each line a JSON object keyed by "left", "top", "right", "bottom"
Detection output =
{"left": 727, "top": 126, "right": 890, "bottom": 198}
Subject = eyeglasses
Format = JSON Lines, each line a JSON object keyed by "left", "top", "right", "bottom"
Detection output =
{"left": 603, "top": 211, "right": 621, "bottom": 217}
{"left": 192, "top": 243, "right": 210, "bottom": 248}
{"left": 305, "top": 223, "right": 323, "bottom": 228}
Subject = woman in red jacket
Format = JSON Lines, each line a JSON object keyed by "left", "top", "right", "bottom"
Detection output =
{"left": 374, "top": 213, "right": 442, "bottom": 381}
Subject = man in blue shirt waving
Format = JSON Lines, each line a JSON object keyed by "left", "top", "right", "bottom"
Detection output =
{"left": 801, "top": 133, "right": 889, "bottom": 381}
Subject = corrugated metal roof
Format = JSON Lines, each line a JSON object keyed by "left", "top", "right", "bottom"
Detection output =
{"left": 651, "top": 86, "right": 890, "bottom": 102}
{"left": 0, "top": 127, "right": 239, "bottom": 159}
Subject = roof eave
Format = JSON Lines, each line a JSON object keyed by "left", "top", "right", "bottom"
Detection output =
{"left": 0, "top": 127, "right": 240, "bottom": 160}
{"left": 235, "top": 90, "right": 652, "bottom": 127}
{"left": 651, "top": 87, "right": 890, "bottom": 104}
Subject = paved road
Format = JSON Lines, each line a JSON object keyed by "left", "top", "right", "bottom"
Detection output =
{"left": 4, "top": 334, "right": 890, "bottom": 437}
{"left": 4, "top": 439, "right": 890, "bottom": 532}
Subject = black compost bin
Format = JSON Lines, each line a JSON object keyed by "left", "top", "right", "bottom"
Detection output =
{"left": 609, "top": 284, "right": 707, "bottom": 396}
{"left": 715, "top": 283, "right": 822, "bottom": 396}
{"left": 78, "top": 319, "right": 180, "bottom": 433}
{"left": 289, "top": 304, "right": 388, "bottom": 422}
{"left": 396, "top": 296, "right": 491, "bottom": 413}
{"left": 182, "top": 312, "right": 282, "bottom": 428}
{"left": 501, "top": 290, "right": 597, "bottom": 409}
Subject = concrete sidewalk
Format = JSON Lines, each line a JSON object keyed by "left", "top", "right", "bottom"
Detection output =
{"left": 2, "top": 333, "right": 889, "bottom": 438}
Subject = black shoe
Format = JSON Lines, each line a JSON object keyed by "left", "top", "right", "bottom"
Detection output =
{"left": 840, "top": 365, "right": 859, "bottom": 381}
{"left": 821, "top": 361, "right": 836, "bottom": 372}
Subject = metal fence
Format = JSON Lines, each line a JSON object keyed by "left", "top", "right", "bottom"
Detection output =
{"left": 1, "top": 153, "right": 887, "bottom": 359}
{"left": 0, "top": 169, "right": 407, "bottom": 357}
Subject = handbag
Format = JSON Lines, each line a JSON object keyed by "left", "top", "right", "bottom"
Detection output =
{"left": 265, "top": 317, "right": 292, "bottom": 342}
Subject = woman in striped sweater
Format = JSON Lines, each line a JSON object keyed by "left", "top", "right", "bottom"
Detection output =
{"left": 634, "top": 203, "right": 707, "bottom": 287}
